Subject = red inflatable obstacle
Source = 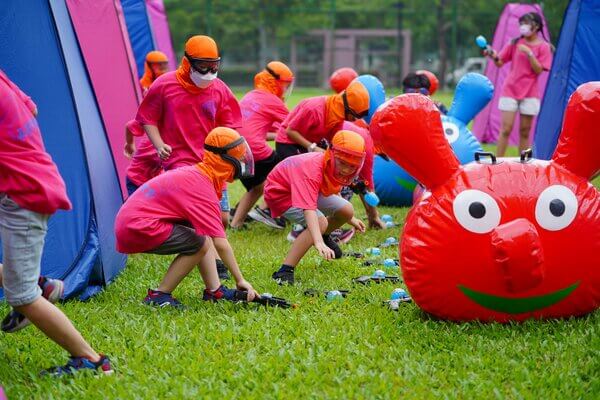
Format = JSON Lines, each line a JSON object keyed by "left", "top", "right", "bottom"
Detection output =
{"left": 371, "top": 83, "right": 600, "bottom": 322}
{"left": 329, "top": 67, "right": 358, "bottom": 93}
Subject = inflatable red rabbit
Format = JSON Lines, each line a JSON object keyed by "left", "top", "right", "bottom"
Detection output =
{"left": 370, "top": 82, "right": 600, "bottom": 322}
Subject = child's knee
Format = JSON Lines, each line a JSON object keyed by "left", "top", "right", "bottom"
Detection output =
{"left": 335, "top": 203, "right": 355, "bottom": 221}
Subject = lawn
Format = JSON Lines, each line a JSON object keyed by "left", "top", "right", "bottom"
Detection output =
{"left": 1, "top": 88, "right": 598, "bottom": 399}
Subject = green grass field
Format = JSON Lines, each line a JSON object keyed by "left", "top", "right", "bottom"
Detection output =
{"left": 1, "top": 88, "right": 599, "bottom": 399}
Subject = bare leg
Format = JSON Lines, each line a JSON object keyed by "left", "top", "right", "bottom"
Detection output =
{"left": 496, "top": 110, "right": 517, "bottom": 157}
{"left": 156, "top": 239, "right": 209, "bottom": 293}
{"left": 196, "top": 242, "right": 221, "bottom": 292}
{"left": 15, "top": 298, "right": 100, "bottom": 361}
{"left": 221, "top": 211, "right": 229, "bottom": 229}
{"left": 324, "top": 204, "right": 354, "bottom": 235}
{"left": 518, "top": 114, "right": 534, "bottom": 154}
{"left": 230, "top": 184, "right": 264, "bottom": 228}
{"left": 283, "top": 216, "right": 328, "bottom": 267}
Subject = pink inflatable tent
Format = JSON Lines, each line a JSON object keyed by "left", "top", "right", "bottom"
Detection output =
{"left": 66, "top": 0, "right": 142, "bottom": 197}
{"left": 146, "top": 0, "right": 178, "bottom": 71}
{"left": 472, "top": 3, "right": 551, "bottom": 145}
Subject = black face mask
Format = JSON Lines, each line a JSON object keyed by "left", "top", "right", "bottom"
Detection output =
{"left": 185, "top": 53, "right": 221, "bottom": 74}
{"left": 342, "top": 92, "right": 368, "bottom": 120}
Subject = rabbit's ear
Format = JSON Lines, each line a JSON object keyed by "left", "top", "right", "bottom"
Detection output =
{"left": 447, "top": 73, "right": 494, "bottom": 124}
{"left": 370, "top": 94, "right": 460, "bottom": 189}
{"left": 552, "top": 82, "right": 600, "bottom": 180}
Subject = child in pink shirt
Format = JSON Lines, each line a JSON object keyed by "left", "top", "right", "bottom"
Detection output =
{"left": 229, "top": 62, "right": 294, "bottom": 229}
{"left": 274, "top": 80, "right": 370, "bottom": 159}
{"left": 484, "top": 12, "right": 553, "bottom": 156}
{"left": 115, "top": 128, "right": 259, "bottom": 307}
{"left": 266, "top": 130, "right": 367, "bottom": 285}
{"left": 0, "top": 70, "right": 112, "bottom": 376}
{"left": 123, "top": 119, "right": 162, "bottom": 195}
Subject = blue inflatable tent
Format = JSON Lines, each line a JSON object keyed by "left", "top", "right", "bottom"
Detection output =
{"left": 534, "top": 0, "right": 600, "bottom": 159}
{"left": 121, "top": 0, "right": 156, "bottom": 78}
{"left": 0, "top": 0, "right": 126, "bottom": 300}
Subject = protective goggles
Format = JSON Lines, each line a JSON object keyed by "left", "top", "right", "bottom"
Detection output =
{"left": 404, "top": 87, "right": 430, "bottom": 95}
{"left": 185, "top": 53, "right": 221, "bottom": 74}
{"left": 342, "top": 92, "right": 369, "bottom": 120}
{"left": 204, "top": 137, "right": 255, "bottom": 180}
{"left": 329, "top": 146, "right": 365, "bottom": 185}
{"left": 266, "top": 66, "right": 295, "bottom": 99}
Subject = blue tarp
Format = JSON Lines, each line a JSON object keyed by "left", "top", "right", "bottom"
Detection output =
{"left": 534, "top": 0, "right": 600, "bottom": 159}
{"left": 121, "top": 0, "right": 156, "bottom": 79}
{"left": 0, "top": 0, "right": 126, "bottom": 300}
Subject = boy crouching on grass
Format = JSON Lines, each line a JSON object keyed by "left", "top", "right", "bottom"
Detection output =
{"left": 115, "top": 127, "right": 259, "bottom": 307}
{"left": 265, "top": 130, "right": 367, "bottom": 285}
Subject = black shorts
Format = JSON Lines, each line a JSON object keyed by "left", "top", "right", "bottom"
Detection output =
{"left": 145, "top": 224, "right": 206, "bottom": 256}
{"left": 275, "top": 142, "right": 306, "bottom": 161}
{"left": 241, "top": 151, "right": 279, "bottom": 191}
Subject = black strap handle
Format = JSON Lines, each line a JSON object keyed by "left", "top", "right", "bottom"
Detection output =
{"left": 474, "top": 151, "right": 497, "bottom": 164}
{"left": 520, "top": 148, "right": 533, "bottom": 162}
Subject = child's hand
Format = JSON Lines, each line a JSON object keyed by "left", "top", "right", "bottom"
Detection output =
{"left": 368, "top": 216, "right": 386, "bottom": 230}
{"left": 517, "top": 44, "right": 531, "bottom": 54}
{"left": 124, "top": 142, "right": 136, "bottom": 159}
{"left": 157, "top": 143, "right": 172, "bottom": 160}
{"left": 237, "top": 279, "right": 259, "bottom": 301}
{"left": 350, "top": 217, "right": 366, "bottom": 233}
{"left": 315, "top": 241, "right": 335, "bottom": 260}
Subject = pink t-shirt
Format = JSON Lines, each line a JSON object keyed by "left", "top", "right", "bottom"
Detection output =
{"left": 264, "top": 152, "right": 324, "bottom": 218}
{"left": 136, "top": 72, "right": 242, "bottom": 170}
{"left": 115, "top": 166, "right": 225, "bottom": 254}
{"left": 342, "top": 121, "right": 375, "bottom": 191}
{"left": 239, "top": 89, "right": 288, "bottom": 161}
{"left": 275, "top": 96, "right": 343, "bottom": 145}
{"left": 499, "top": 38, "right": 553, "bottom": 100}
{"left": 0, "top": 71, "right": 71, "bottom": 215}
{"left": 125, "top": 120, "right": 162, "bottom": 186}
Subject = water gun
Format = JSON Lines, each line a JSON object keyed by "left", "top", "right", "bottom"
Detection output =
{"left": 475, "top": 35, "right": 499, "bottom": 62}
{"left": 349, "top": 179, "right": 380, "bottom": 207}
{"left": 253, "top": 293, "right": 296, "bottom": 309}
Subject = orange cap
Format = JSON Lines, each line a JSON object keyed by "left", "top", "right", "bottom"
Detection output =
{"left": 146, "top": 50, "right": 168, "bottom": 63}
{"left": 331, "top": 129, "right": 366, "bottom": 162}
{"left": 199, "top": 127, "right": 246, "bottom": 186}
{"left": 344, "top": 80, "right": 370, "bottom": 115}
{"left": 185, "top": 35, "right": 219, "bottom": 59}
{"left": 254, "top": 61, "right": 294, "bottom": 98}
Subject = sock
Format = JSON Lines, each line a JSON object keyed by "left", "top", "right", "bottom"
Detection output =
{"left": 278, "top": 264, "right": 295, "bottom": 273}
{"left": 216, "top": 259, "right": 226, "bottom": 269}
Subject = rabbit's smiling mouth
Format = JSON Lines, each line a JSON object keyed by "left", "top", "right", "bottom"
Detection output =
{"left": 457, "top": 282, "right": 580, "bottom": 314}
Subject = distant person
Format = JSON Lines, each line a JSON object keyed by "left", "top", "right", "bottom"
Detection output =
{"left": 484, "top": 12, "right": 553, "bottom": 156}
{"left": 229, "top": 62, "right": 294, "bottom": 230}
{"left": 0, "top": 70, "right": 112, "bottom": 376}
{"left": 139, "top": 50, "right": 169, "bottom": 95}
{"left": 402, "top": 71, "right": 448, "bottom": 114}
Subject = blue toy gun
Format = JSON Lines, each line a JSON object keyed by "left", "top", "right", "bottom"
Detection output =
{"left": 350, "top": 179, "right": 380, "bottom": 207}
{"left": 476, "top": 35, "right": 499, "bottom": 62}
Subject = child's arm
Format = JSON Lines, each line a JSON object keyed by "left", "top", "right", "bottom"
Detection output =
{"left": 124, "top": 127, "right": 135, "bottom": 158}
{"left": 213, "top": 237, "right": 259, "bottom": 300}
{"left": 143, "top": 124, "right": 172, "bottom": 160}
{"left": 304, "top": 210, "right": 335, "bottom": 259}
{"left": 359, "top": 195, "right": 385, "bottom": 229}
{"left": 286, "top": 127, "right": 323, "bottom": 152}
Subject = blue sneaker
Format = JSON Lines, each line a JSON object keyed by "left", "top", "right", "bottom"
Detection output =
{"left": 142, "top": 289, "right": 184, "bottom": 309}
{"left": 41, "top": 355, "right": 113, "bottom": 377}
{"left": 203, "top": 285, "right": 248, "bottom": 302}
{"left": 2, "top": 277, "right": 64, "bottom": 333}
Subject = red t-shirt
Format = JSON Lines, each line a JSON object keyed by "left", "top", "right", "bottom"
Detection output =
{"left": 115, "top": 166, "right": 226, "bottom": 254}
{"left": 125, "top": 120, "right": 162, "bottom": 186}
{"left": 264, "top": 152, "right": 325, "bottom": 218}
{"left": 136, "top": 72, "right": 242, "bottom": 170}
{"left": 239, "top": 89, "right": 288, "bottom": 161}
{"left": 275, "top": 96, "right": 343, "bottom": 145}
{"left": 499, "top": 38, "right": 553, "bottom": 100}
{"left": 0, "top": 70, "right": 71, "bottom": 214}
{"left": 342, "top": 121, "right": 375, "bottom": 191}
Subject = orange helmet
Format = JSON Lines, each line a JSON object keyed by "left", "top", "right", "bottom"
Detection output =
{"left": 325, "top": 130, "right": 366, "bottom": 186}
{"left": 254, "top": 61, "right": 294, "bottom": 99}
{"left": 342, "top": 80, "right": 370, "bottom": 121}
{"left": 184, "top": 35, "right": 220, "bottom": 74}
{"left": 203, "top": 127, "right": 254, "bottom": 182}
{"left": 330, "top": 67, "right": 358, "bottom": 93}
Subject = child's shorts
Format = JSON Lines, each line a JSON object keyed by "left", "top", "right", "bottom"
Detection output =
{"left": 240, "top": 151, "right": 279, "bottom": 191}
{"left": 145, "top": 224, "right": 206, "bottom": 256}
{"left": 282, "top": 194, "right": 351, "bottom": 226}
{"left": 275, "top": 142, "right": 306, "bottom": 161}
{"left": 498, "top": 97, "right": 540, "bottom": 116}
{"left": 0, "top": 194, "right": 48, "bottom": 307}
